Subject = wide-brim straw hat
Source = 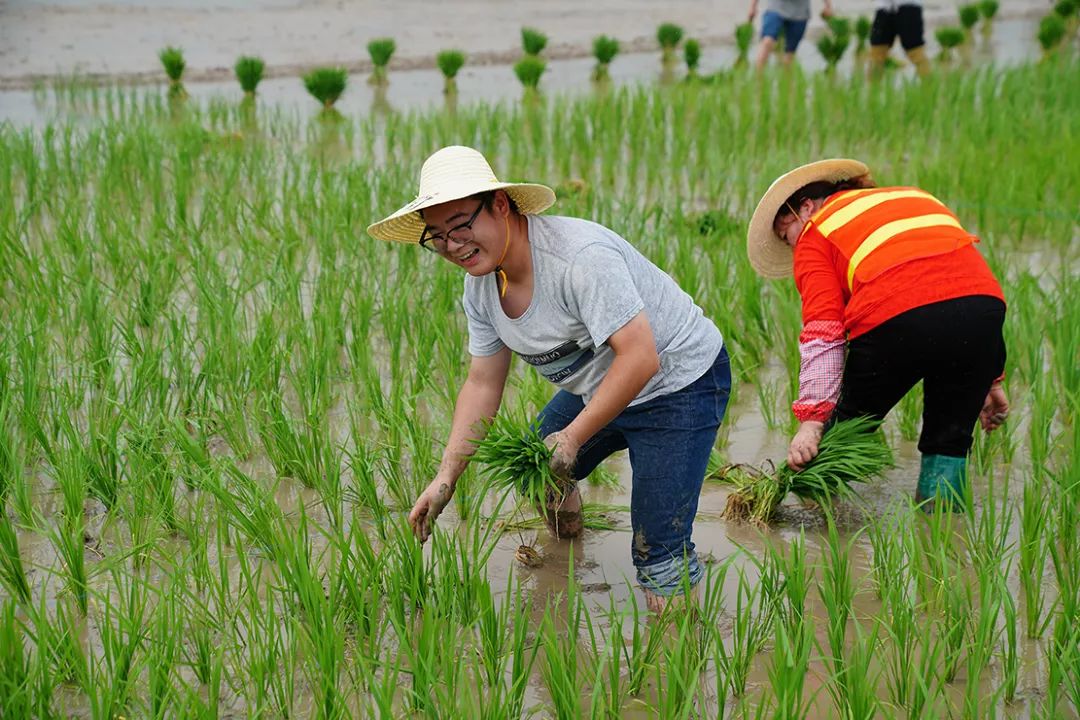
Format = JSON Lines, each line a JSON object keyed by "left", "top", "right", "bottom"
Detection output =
{"left": 367, "top": 145, "right": 556, "bottom": 244}
{"left": 746, "top": 158, "right": 870, "bottom": 279}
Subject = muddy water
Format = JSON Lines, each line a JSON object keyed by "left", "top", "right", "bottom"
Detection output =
{"left": 0, "top": 16, "right": 1044, "bottom": 128}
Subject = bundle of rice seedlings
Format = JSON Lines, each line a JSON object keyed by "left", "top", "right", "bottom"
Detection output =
{"left": 717, "top": 417, "right": 893, "bottom": 526}
{"left": 521, "top": 27, "right": 549, "bottom": 56}
{"left": 234, "top": 55, "right": 265, "bottom": 96}
{"left": 735, "top": 22, "right": 754, "bottom": 65}
{"left": 470, "top": 413, "right": 563, "bottom": 514}
{"left": 683, "top": 39, "right": 702, "bottom": 75}
{"left": 854, "top": 16, "right": 872, "bottom": 53}
{"left": 513, "top": 56, "right": 547, "bottom": 90}
{"left": 159, "top": 46, "right": 187, "bottom": 99}
{"left": 303, "top": 67, "right": 347, "bottom": 109}
{"left": 436, "top": 49, "right": 466, "bottom": 94}
{"left": 959, "top": 4, "right": 981, "bottom": 34}
{"left": 592, "top": 35, "right": 620, "bottom": 80}
{"left": 1037, "top": 13, "right": 1066, "bottom": 53}
{"left": 935, "top": 27, "right": 966, "bottom": 60}
{"left": 367, "top": 38, "right": 396, "bottom": 84}
{"left": 657, "top": 23, "right": 685, "bottom": 62}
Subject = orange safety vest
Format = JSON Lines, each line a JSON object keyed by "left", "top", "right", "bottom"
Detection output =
{"left": 808, "top": 187, "right": 977, "bottom": 291}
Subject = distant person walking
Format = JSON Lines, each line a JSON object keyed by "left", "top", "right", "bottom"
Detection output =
{"left": 748, "top": 0, "right": 833, "bottom": 70}
{"left": 869, "top": 0, "right": 931, "bottom": 76}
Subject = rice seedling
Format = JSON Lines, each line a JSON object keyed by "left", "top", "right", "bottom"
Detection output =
{"left": 592, "top": 35, "right": 620, "bottom": 81}
{"left": 367, "top": 37, "right": 396, "bottom": 85}
{"left": 513, "top": 56, "right": 547, "bottom": 91}
{"left": 720, "top": 417, "right": 892, "bottom": 525}
{"left": 470, "top": 411, "right": 564, "bottom": 523}
{"left": 1057, "top": 0, "right": 1079, "bottom": 17}
{"left": 854, "top": 15, "right": 872, "bottom": 53}
{"left": 959, "top": 4, "right": 981, "bottom": 36}
{"left": 735, "top": 22, "right": 755, "bottom": 65}
{"left": 158, "top": 46, "right": 186, "bottom": 99}
{"left": 683, "top": 39, "right": 702, "bottom": 77}
{"left": 0, "top": 514, "right": 31, "bottom": 613}
{"left": 302, "top": 67, "right": 347, "bottom": 109}
{"left": 234, "top": 55, "right": 265, "bottom": 96}
{"left": 657, "top": 22, "right": 684, "bottom": 62}
{"left": 436, "top": 49, "right": 466, "bottom": 94}
{"left": 521, "top": 27, "right": 549, "bottom": 56}
{"left": 1037, "top": 14, "right": 1067, "bottom": 54}
{"left": 0, "top": 600, "right": 33, "bottom": 718}
{"left": 979, "top": 0, "right": 999, "bottom": 27}
{"left": 817, "top": 16, "right": 852, "bottom": 70}
{"left": 936, "top": 27, "right": 966, "bottom": 60}
{"left": 1000, "top": 583, "right": 1020, "bottom": 705}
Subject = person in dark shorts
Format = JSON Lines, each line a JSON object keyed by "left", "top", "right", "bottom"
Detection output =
{"left": 747, "top": 159, "right": 1009, "bottom": 512}
{"left": 869, "top": 0, "right": 930, "bottom": 76}
{"left": 748, "top": 0, "right": 833, "bottom": 70}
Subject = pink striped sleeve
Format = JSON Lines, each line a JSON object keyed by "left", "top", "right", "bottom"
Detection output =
{"left": 792, "top": 320, "right": 846, "bottom": 423}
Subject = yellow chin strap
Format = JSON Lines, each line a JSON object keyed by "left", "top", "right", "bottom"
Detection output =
{"left": 493, "top": 216, "right": 511, "bottom": 298}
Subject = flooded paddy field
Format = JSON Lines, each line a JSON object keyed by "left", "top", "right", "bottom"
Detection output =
{"left": 1, "top": 4, "right": 1079, "bottom": 717}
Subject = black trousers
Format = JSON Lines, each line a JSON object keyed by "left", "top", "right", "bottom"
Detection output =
{"left": 870, "top": 5, "right": 925, "bottom": 51}
{"left": 834, "top": 295, "right": 1006, "bottom": 458}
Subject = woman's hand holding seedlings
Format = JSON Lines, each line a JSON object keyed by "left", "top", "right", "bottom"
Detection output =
{"left": 979, "top": 381, "right": 1009, "bottom": 432}
{"left": 408, "top": 477, "right": 455, "bottom": 543}
{"left": 787, "top": 420, "right": 825, "bottom": 471}
{"left": 544, "top": 430, "right": 580, "bottom": 485}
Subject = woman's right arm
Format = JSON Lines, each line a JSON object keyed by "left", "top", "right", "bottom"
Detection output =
{"left": 408, "top": 346, "right": 512, "bottom": 542}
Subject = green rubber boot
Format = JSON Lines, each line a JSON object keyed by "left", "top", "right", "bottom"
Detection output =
{"left": 915, "top": 454, "right": 968, "bottom": 513}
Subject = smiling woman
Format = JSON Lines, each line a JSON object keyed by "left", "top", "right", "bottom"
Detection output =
{"left": 367, "top": 145, "right": 732, "bottom": 612}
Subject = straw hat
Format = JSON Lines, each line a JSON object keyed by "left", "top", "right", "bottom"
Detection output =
{"left": 367, "top": 145, "right": 556, "bottom": 244}
{"left": 746, "top": 159, "right": 870, "bottom": 279}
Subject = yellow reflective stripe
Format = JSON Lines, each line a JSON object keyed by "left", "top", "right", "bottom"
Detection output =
{"left": 846, "top": 213, "right": 964, "bottom": 290}
{"left": 818, "top": 189, "right": 939, "bottom": 236}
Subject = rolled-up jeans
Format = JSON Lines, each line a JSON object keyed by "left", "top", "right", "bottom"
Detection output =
{"left": 536, "top": 346, "right": 731, "bottom": 596}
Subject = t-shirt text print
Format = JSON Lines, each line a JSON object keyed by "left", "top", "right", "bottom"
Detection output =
{"left": 519, "top": 340, "right": 595, "bottom": 383}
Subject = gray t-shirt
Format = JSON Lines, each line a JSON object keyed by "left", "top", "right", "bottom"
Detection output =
{"left": 463, "top": 215, "right": 724, "bottom": 406}
{"left": 767, "top": 0, "right": 811, "bottom": 21}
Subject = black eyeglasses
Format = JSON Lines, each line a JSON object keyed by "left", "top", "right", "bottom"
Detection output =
{"left": 419, "top": 202, "right": 485, "bottom": 254}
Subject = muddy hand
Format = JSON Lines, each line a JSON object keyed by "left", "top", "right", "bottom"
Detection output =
{"left": 787, "top": 420, "right": 824, "bottom": 471}
{"left": 408, "top": 478, "right": 454, "bottom": 543}
{"left": 979, "top": 382, "right": 1009, "bottom": 432}
{"left": 544, "top": 430, "right": 580, "bottom": 485}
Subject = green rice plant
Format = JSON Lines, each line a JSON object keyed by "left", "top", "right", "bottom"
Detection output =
{"left": 234, "top": 55, "right": 265, "bottom": 95}
{"left": 959, "top": 4, "right": 981, "bottom": 33}
{"left": 0, "top": 514, "right": 30, "bottom": 605}
{"left": 683, "top": 39, "right": 702, "bottom": 76}
{"left": 625, "top": 591, "right": 668, "bottom": 696}
{"left": 303, "top": 67, "right": 347, "bottom": 109}
{"left": 895, "top": 384, "right": 922, "bottom": 441}
{"left": 655, "top": 606, "right": 708, "bottom": 718}
{"left": 720, "top": 417, "right": 892, "bottom": 525}
{"left": 818, "top": 512, "right": 869, "bottom": 717}
{"left": 592, "top": 35, "right": 620, "bottom": 80}
{"left": 367, "top": 38, "right": 396, "bottom": 85}
{"left": 963, "top": 566, "right": 1005, "bottom": 716}
{"left": 735, "top": 22, "right": 754, "bottom": 65}
{"left": 855, "top": 15, "right": 872, "bottom": 52}
{"left": 1037, "top": 14, "right": 1067, "bottom": 53}
{"left": 1056, "top": 0, "right": 1079, "bottom": 16}
{"left": 979, "top": 0, "right": 999, "bottom": 22}
{"left": 158, "top": 46, "right": 186, "bottom": 99}
{"left": 147, "top": 588, "right": 180, "bottom": 717}
{"left": 513, "top": 56, "right": 547, "bottom": 90}
{"left": 46, "top": 515, "right": 89, "bottom": 616}
{"left": 1000, "top": 583, "right": 1020, "bottom": 705}
{"left": 939, "top": 576, "right": 970, "bottom": 683}
{"left": 817, "top": 16, "right": 852, "bottom": 70}
{"left": 436, "top": 49, "right": 466, "bottom": 94}
{"left": 471, "top": 412, "right": 562, "bottom": 521}
{"left": 767, "top": 608, "right": 813, "bottom": 720}
{"left": 935, "top": 26, "right": 966, "bottom": 60}
{"left": 1020, "top": 475, "right": 1051, "bottom": 637}
{"left": 714, "top": 563, "right": 775, "bottom": 699}
{"left": 521, "top": 27, "right": 548, "bottom": 56}
{"left": 657, "top": 22, "right": 684, "bottom": 64}
{"left": 0, "top": 601, "right": 32, "bottom": 718}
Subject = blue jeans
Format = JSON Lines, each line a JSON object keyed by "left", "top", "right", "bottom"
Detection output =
{"left": 761, "top": 10, "right": 809, "bottom": 53}
{"left": 536, "top": 346, "right": 731, "bottom": 596}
